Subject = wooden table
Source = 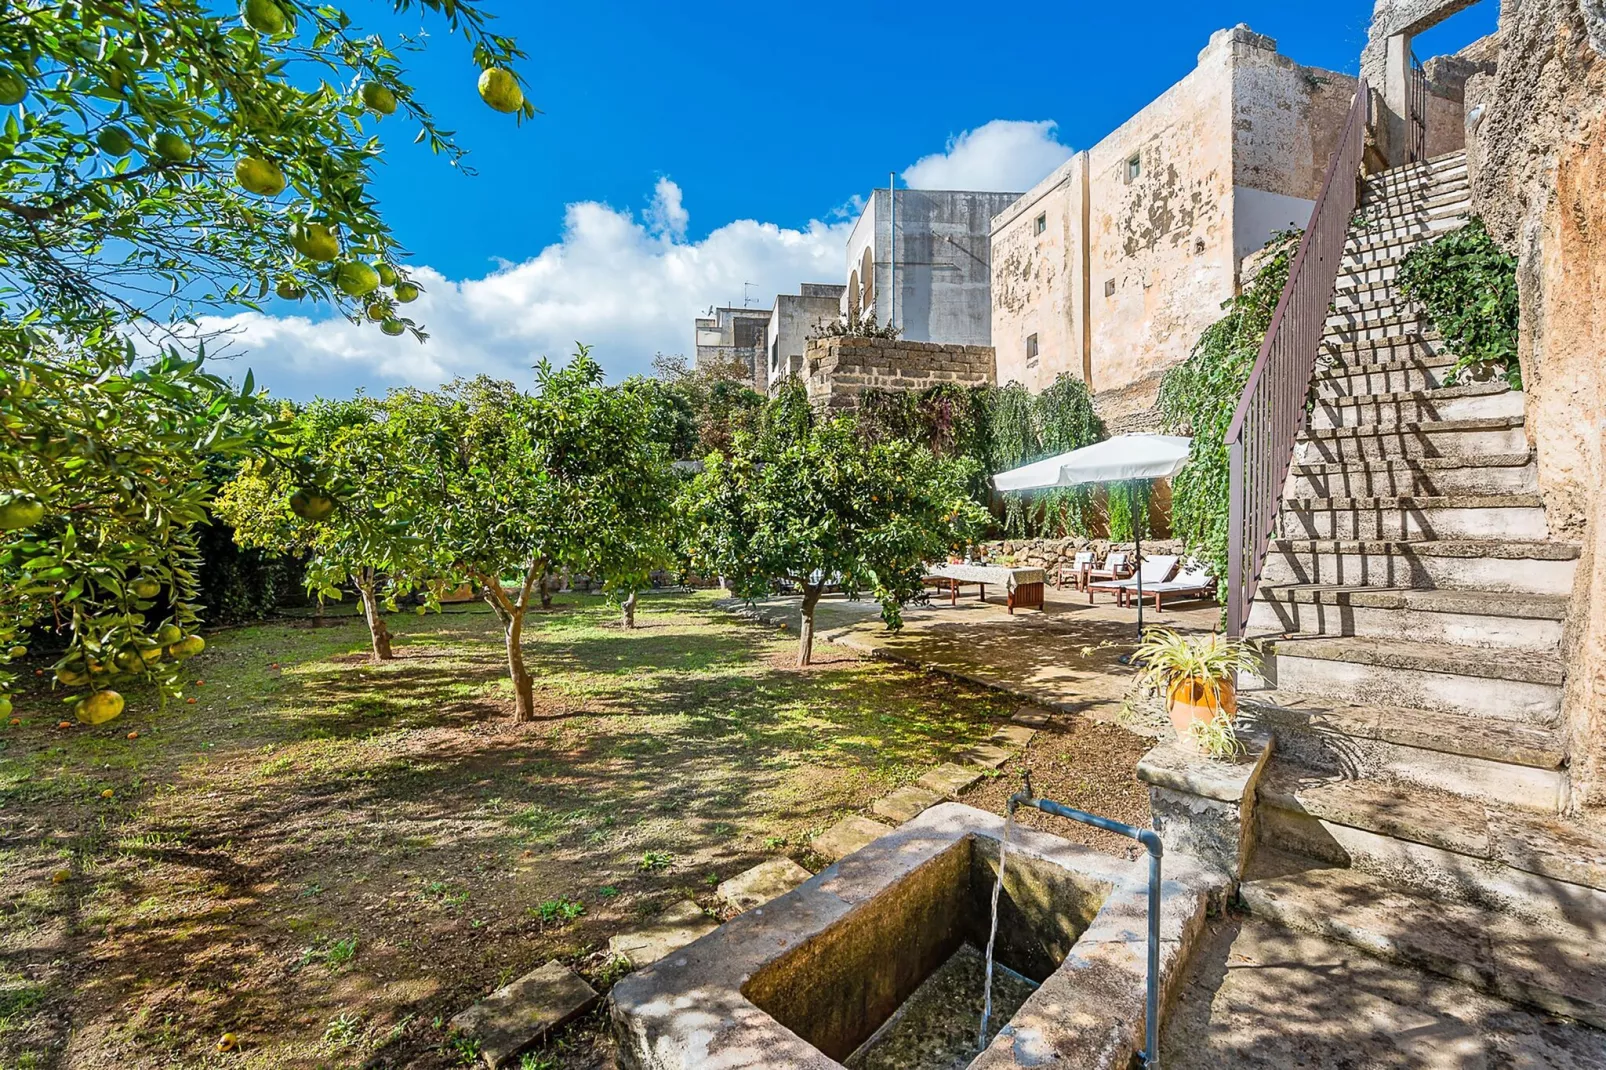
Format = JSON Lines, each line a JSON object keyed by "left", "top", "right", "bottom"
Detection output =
{"left": 924, "top": 564, "right": 1047, "bottom": 614}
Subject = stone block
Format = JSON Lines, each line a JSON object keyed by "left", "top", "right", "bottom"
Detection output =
{"left": 958, "top": 742, "right": 1014, "bottom": 769}
{"left": 1137, "top": 729, "right": 1273, "bottom": 882}
{"left": 989, "top": 724, "right": 1037, "bottom": 749}
{"left": 1012, "top": 707, "right": 1052, "bottom": 727}
{"left": 809, "top": 815, "right": 893, "bottom": 862}
{"left": 717, "top": 857, "right": 813, "bottom": 913}
{"left": 606, "top": 900, "right": 717, "bottom": 967}
{"left": 871, "top": 784, "right": 943, "bottom": 823}
{"left": 448, "top": 960, "right": 598, "bottom": 1068}
{"left": 918, "top": 762, "right": 984, "bottom": 797}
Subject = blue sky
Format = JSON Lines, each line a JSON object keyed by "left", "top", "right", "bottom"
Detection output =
{"left": 219, "top": 0, "right": 1498, "bottom": 398}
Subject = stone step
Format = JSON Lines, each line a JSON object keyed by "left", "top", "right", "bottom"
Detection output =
{"left": 606, "top": 900, "right": 719, "bottom": 968}
{"left": 1314, "top": 351, "right": 1459, "bottom": 397}
{"left": 1320, "top": 331, "right": 1446, "bottom": 364}
{"left": 1361, "top": 155, "right": 1469, "bottom": 197}
{"left": 1322, "top": 312, "right": 1436, "bottom": 347}
{"left": 1281, "top": 492, "right": 1547, "bottom": 541}
{"left": 1249, "top": 583, "right": 1566, "bottom": 652}
{"left": 1335, "top": 253, "right": 1410, "bottom": 291}
{"left": 1241, "top": 849, "right": 1606, "bottom": 1027}
{"left": 1296, "top": 416, "right": 1529, "bottom": 462}
{"left": 809, "top": 814, "right": 893, "bottom": 862}
{"left": 1239, "top": 694, "right": 1567, "bottom": 809}
{"left": 1261, "top": 536, "right": 1579, "bottom": 597}
{"left": 1341, "top": 224, "right": 1462, "bottom": 270}
{"left": 1330, "top": 279, "right": 1416, "bottom": 314}
{"left": 1325, "top": 298, "right": 1426, "bottom": 329}
{"left": 716, "top": 857, "right": 813, "bottom": 913}
{"left": 1343, "top": 214, "right": 1466, "bottom": 259}
{"left": 1309, "top": 382, "right": 1523, "bottom": 430}
{"left": 449, "top": 960, "right": 599, "bottom": 1069}
{"left": 1253, "top": 764, "right": 1606, "bottom": 923}
{"left": 1289, "top": 452, "right": 1538, "bottom": 499}
{"left": 1258, "top": 633, "right": 1563, "bottom": 722}
{"left": 1361, "top": 183, "right": 1473, "bottom": 217}
{"left": 1355, "top": 193, "right": 1471, "bottom": 229}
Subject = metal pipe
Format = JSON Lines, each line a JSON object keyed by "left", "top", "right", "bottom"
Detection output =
{"left": 1006, "top": 774, "right": 1163, "bottom": 1069}
{"left": 888, "top": 171, "right": 896, "bottom": 332}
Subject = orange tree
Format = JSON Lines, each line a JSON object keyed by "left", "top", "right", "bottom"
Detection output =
{"left": 0, "top": 0, "right": 529, "bottom": 722}
{"left": 387, "top": 349, "right": 675, "bottom": 721}
{"left": 213, "top": 395, "right": 443, "bottom": 662}
{"left": 684, "top": 382, "right": 988, "bottom": 666}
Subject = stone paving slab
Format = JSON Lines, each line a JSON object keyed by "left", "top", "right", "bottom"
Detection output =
{"left": 989, "top": 723, "right": 1037, "bottom": 748}
{"left": 871, "top": 784, "right": 943, "bottom": 823}
{"left": 448, "top": 959, "right": 597, "bottom": 1068}
{"left": 1012, "top": 706, "right": 1053, "bottom": 726}
{"left": 918, "top": 762, "right": 983, "bottom": 797}
{"left": 957, "top": 741, "right": 1014, "bottom": 768}
{"left": 716, "top": 857, "right": 812, "bottom": 913}
{"left": 606, "top": 900, "right": 717, "bottom": 967}
{"left": 809, "top": 815, "right": 893, "bottom": 862}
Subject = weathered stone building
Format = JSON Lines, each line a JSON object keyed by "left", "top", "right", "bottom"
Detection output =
{"left": 765, "top": 283, "right": 845, "bottom": 394}
{"left": 803, "top": 337, "right": 995, "bottom": 414}
{"left": 693, "top": 306, "right": 771, "bottom": 393}
{"left": 844, "top": 188, "right": 1022, "bottom": 347}
{"left": 990, "top": 26, "right": 1356, "bottom": 425}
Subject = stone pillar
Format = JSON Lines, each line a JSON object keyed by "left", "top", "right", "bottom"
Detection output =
{"left": 1136, "top": 728, "right": 1274, "bottom": 888}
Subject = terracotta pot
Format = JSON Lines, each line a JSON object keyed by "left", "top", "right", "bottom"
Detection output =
{"left": 1166, "top": 676, "right": 1236, "bottom": 743}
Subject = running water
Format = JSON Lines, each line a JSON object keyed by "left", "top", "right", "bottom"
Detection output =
{"left": 976, "top": 805, "right": 1016, "bottom": 1051}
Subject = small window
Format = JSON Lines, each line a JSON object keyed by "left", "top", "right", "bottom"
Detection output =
{"left": 1034, "top": 213, "right": 1047, "bottom": 235}
{"left": 1104, "top": 278, "right": 1117, "bottom": 297}
{"left": 1025, "top": 333, "right": 1040, "bottom": 363}
{"left": 1125, "top": 153, "right": 1141, "bottom": 183}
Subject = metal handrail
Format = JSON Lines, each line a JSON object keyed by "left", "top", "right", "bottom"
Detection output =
{"left": 1007, "top": 774, "right": 1164, "bottom": 1070}
{"left": 1225, "top": 77, "right": 1369, "bottom": 638}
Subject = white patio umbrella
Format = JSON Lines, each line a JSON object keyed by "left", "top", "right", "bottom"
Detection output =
{"left": 991, "top": 434, "right": 1192, "bottom": 635}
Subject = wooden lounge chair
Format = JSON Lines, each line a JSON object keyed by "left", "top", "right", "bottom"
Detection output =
{"left": 1088, "top": 554, "right": 1178, "bottom": 605}
{"left": 1121, "top": 562, "right": 1216, "bottom": 612}
{"left": 1056, "top": 551, "right": 1095, "bottom": 590}
{"left": 1084, "top": 551, "right": 1130, "bottom": 587}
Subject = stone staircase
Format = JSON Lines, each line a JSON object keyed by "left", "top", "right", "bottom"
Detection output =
{"left": 1238, "top": 149, "right": 1606, "bottom": 1028}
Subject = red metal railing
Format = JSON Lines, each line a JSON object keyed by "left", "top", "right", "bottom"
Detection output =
{"left": 1225, "top": 77, "right": 1369, "bottom": 638}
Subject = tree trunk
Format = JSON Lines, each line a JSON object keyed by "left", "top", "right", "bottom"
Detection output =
{"left": 798, "top": 584, "right": 821, "bottom": 666}
{"left": 479, "top": 563, "right": 543, "bottom": 722}
{"left": 622, "top": 590, "right": 637, "bottom": 629}
{"left": 504, "top": 608, "right": 535, "bottom": 721}
{"left": 356, "top": 571, "right": 394, "bottom": 661}
{"left": 539, "top": 571, "right": 553, "bottom": 610}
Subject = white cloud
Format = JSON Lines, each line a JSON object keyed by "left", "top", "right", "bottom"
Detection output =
{"left": 195, "top": 180, "right": 848, "bottom": 400}
{"left": 901, "top": 119, "right": 1074, "bottom": 193}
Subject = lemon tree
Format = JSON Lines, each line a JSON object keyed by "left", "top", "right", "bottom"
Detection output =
{"left": 685, "top": 381, "right": 989, "bottom": 666}
{"left": 214, "top": 396, "right": 444, "bottom": 662}
{"left": 0, "top": 0, "right": 535, "bottom": 340}
{"left": 0, "top": 332, "right": 272, "bottom": 719}
{"left": 386, "top": 350, "right": 675, "bottom": 722}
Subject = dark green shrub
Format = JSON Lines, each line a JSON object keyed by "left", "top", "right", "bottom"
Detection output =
{"left": 1396, "top": 216, "right": 1520, "bottom": 389}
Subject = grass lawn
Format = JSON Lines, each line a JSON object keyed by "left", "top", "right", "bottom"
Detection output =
{"left": 0, "top": 590, "right": 1046, "bottom": 1069}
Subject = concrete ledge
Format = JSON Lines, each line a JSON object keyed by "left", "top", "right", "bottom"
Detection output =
{"left": 610, "top": 803, "right": 1223, "bottom": 1070}
{"left": 1137, "top": 728, "right": 1273, "bottom": 885}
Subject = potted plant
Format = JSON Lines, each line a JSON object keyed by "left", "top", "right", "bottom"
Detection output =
{"left": 1134, "top": 629, "right": 1260, "bottom": 755}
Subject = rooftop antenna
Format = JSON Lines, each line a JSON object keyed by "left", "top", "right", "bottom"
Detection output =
{"left": 742, "top": 281, "right": 756, "bottom": 308}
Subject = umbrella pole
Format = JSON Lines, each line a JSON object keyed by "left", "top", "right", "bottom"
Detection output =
{"left": 1134, "top": 499, "right": 1144, "bottom": 637}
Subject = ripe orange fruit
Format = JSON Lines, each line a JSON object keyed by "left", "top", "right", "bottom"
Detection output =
{"left": 127, "top": 730, "right": 139, "bottom": 739}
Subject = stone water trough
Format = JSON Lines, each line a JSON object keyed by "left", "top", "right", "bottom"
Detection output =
{"left": 611, "top": 803, "right": 1222, "bottom": 1070}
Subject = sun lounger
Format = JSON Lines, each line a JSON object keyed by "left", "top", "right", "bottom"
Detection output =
{"left": 1121, "top": 564, "right": 1217, "bottom": 611}
{"left": 1056, "top": 551, "right": 1095, "bottom": 590}
{"left": 1088, "top": 554, "right": 1178, "bottom": 604}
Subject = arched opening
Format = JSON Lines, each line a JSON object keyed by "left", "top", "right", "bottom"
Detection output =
{"left": 847, "top": 268, "right": 861, "bottom": 319}
{"left": 860, "top": 247, "right": 875, "bottom": 321}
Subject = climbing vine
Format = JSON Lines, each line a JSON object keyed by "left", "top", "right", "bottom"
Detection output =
{"left": 1158, "top": 229, "right": 1300, "bottom": 595}
{"left": 1396, "top": 216, "right": 1520, "bottom": 389}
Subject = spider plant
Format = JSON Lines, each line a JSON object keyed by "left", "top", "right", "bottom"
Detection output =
{"left": 1134, "top": 629, "right": 1260, "bottom": 696}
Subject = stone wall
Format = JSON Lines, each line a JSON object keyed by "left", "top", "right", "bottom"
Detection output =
{"left": 803, "top": 336, "right": 995, "bottom": 414}
{"left": 978, "top": 537, "right": 1191, "bottom": 575}
{"left": 1464, "top": 0, "right": 1606, "bottom": 808}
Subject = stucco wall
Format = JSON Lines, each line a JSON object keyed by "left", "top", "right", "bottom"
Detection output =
{"left": 990, "top": 26, "right": 1354, "bottom": 423}
{"left": 990, "top": 156, "right": 1087, "bottom": 392}
{"left": 1464, "top": 0, "right": 1606, "bottom": 808}
{"left": 845, "top": 189, "right": 1020, "bottom": 347}
{"left": 767, "top": 286, "right": 844, "bottom": 392}
{"left": 804, "top": 336, "right": 996, "bottom": 414}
